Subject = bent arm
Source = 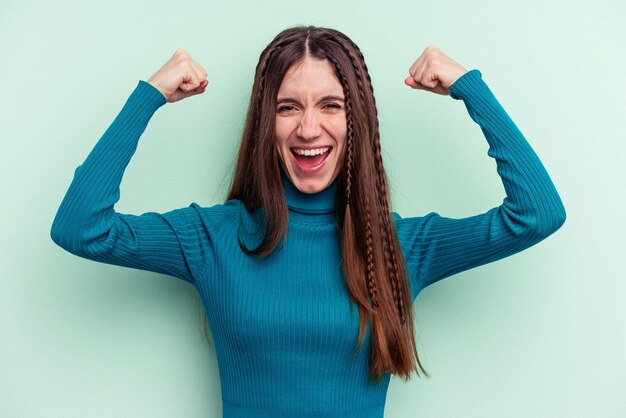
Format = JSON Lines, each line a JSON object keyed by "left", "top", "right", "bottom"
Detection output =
{"left": 395, "top": 70, "right": 566, "bottom": 298}
{"left": 50, "top": 81, "right": 208, "bottom": 284}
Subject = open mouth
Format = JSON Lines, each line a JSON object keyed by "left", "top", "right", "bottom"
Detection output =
{"left": 290, "top": 146, "right": 332, "bottom": 172}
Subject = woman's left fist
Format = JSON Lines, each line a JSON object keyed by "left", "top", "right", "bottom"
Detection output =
{"left": 404, "top": 45, "right": 468, "bottom": 96}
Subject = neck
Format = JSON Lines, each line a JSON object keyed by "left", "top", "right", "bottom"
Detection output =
{"left": 280, "top": 169, "right": 337, "bottom": 223}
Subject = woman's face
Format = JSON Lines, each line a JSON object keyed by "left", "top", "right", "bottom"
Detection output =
{"left": 275, "top": 57, "right": 347, "bottom": 194}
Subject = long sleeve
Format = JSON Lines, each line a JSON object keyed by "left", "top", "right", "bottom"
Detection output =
{"left": 394, "top": 69, "right": 566, "bottom": 298}
{"left": 50, "top": 81, "right": 211, "bottom": 285}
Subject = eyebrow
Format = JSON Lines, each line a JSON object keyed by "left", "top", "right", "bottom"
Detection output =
{"left": 276, "top": 95, "right": 345, "bottom": 105}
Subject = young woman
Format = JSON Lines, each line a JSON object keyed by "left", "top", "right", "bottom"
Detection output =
{"left": 51, "top": 26, "right": 566, "bottom": 418}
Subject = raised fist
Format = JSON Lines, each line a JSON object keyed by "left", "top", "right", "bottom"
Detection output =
{"left": 404, "top": 45, "right": 468, "bottom": 96}
{"left": 147, "top": 49, "right": 208, "bottom": 103}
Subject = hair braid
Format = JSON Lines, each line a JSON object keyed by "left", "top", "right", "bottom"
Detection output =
{"left": 364, "top": 195, "right": 379, "bottom": 307}
{"left": 253, "top": 45, "right": 282, "bottom": 134}
{"left": 326, "top": 52, "right": 381, "bottom": 310}
{"left": 333, "top": 36, "right": 406, "bottom": 325}
{"left": 351, "top": 40, "right": 406, "bottom": 325}
{"left": 376, "top": 155, "right": 406, "bottom": 323}
{"left": 344, "top": 108, "right": 354, "bottom": 206}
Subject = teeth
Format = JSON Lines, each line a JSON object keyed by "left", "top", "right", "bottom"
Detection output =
{"left": 292, "top": 147, "right": 330, "bottom": 156}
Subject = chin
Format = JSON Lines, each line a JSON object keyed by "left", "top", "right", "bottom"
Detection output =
{"left": 283, "top": 165, "right": 335, "bottom": 194}
{"left": 292, "top": 177, "right": 331, "bottom": 194}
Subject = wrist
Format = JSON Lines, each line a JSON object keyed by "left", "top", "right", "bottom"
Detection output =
{"left": 142, "top": 79, "right": 167, "bottom": 102}
{"left": 449, "top": 69, "right": 483, "bottom": 100}
{"left": 146, "top": 78, "right": 167, "bottom": 100}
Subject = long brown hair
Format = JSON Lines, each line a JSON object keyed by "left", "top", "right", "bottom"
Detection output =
{"left": 206, "top": 26, "right": 428, "bottom": 382}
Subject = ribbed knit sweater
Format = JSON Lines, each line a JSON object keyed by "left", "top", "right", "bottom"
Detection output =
{"left": 50, "top": 69, "right": 566, "bottom": 418}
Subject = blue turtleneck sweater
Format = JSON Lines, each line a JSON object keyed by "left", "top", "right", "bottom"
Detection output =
{"left": 50, "top": 69, "right": 566, "bottom": 418}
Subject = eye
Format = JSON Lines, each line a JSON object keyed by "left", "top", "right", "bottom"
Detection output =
{"left": 277, "top": 105, "right": 297, "bottom": 113}
{"left": 324, "top": 103, "right": 342, "bottom": 110}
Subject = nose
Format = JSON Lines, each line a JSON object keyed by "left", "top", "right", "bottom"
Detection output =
{"left": 296, "top": 109, "right": 322, "bottom": 141}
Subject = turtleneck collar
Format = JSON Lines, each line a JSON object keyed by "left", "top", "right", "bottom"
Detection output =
{"left": 281, "top": 168, "right": 338, "bottom": 223}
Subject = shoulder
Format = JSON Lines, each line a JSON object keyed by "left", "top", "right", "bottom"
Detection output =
{"left": 392, "top": 211, "right": 438, "bottom": 228}
{"left": 175, "top": 199, "right": 246, "bottom": 234}
{"left": 156, "top": 199, "right": 247, "bottom": 234}
{"left": 392, "top": 211, "right": 444, "bottom": 251}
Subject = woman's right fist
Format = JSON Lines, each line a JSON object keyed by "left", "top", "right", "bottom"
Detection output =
{"left": 147, "top": 49, "right": 208, "bottom": 103}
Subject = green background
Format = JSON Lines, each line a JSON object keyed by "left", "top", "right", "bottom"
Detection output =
{"left": 2, "top": 0, "right": 624, "bottom": 416}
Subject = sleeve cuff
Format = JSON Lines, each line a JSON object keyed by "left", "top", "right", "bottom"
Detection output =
{"left": 135, "top": 80, "right": 167, "bottom": 108}
{"left": 449, "top": 69, "right": 483, "bottom": 100}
